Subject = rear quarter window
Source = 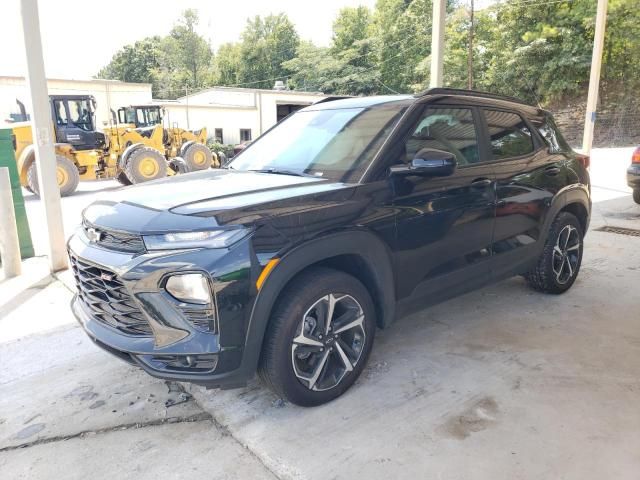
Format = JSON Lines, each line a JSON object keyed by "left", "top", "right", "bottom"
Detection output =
{"left": 483, "top": 109, "right": 534, "bottom": 160}
{"left": 536, "top": 113, "right": 572, "bottom": 153}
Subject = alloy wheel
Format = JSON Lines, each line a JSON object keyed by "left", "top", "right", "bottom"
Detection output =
{"left": 291, "top": 294, "right": 366, "bottom": 392}
{"left": 552, "top": 224, "right": 581, "bottom": 284}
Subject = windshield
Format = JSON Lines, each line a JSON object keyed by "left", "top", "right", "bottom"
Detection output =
{"left": 136, "top": 107, "right": 161, "bottom": 127}
{"left": 67, "top": 99, "right": 94, "bottom": 131}
{"left": 228, "top": 102, "right": 407, "bottom": 182}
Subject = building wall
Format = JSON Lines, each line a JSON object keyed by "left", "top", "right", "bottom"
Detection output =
{"left": 162, "top": 104, "right": 259, "bottom": 145}
{"left": 0, "top": 76, "right": 152, "bottom": 129}
{"left": 162, "top": 88, "right": 326, "bottom": 145}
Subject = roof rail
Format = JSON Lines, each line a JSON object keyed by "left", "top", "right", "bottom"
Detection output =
{"left": 415, "top": 88, "right": 529, "bottom": 106}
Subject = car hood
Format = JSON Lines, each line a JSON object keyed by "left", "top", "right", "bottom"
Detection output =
{"left": 83, "top": 169, "right": 352, "bottom": 233}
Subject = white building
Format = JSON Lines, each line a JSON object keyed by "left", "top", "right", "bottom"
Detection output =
{"left": 0, "top": 76, "right": 327, "bottom": 145}
{"left": 158, "top": 86, "right": 327, "bottom": 145}
{"left": 0, "top": 75, "right": 152, "bottom": 127}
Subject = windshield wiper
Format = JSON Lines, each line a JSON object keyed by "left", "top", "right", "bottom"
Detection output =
{"left": 247, "top": 168, "right": 317, "bottom": 178}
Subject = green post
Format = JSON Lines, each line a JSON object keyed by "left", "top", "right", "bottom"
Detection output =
{"left": 0, "top": 128, "right": 34, "bottom": 259}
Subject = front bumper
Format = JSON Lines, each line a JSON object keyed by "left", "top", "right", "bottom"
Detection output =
{"left": 627, "top": 164, "right": 640, "bottom": 189}
{"left": 68, "top": 230, "right": 253, "bottom": 389}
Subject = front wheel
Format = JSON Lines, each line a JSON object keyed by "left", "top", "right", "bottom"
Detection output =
{"left": 633, "top": 189, "right": 640, "bottom": 205}
{"left": 27, "top": 155, "right": 79, "bottom": 197}
{"left": 259, "top": 267, "right": 376, "bottom": 406}
{"left": 526, "top": 212, "right": 583, "bottom": 294}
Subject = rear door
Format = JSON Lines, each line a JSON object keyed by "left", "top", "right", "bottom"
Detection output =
{"left": 481, "top": 108, "right": 563, "bottom": 279}
{"left": 390, "top": 104, "right": 496, "bottom": 303}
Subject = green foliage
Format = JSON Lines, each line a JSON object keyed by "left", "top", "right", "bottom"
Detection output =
{"left": 97, "top": 9, "right": 212, "bottom": 98}
{"left": 96, "top": 37, "right": 162, "bottom": 87}
{"left": 234, "top": 14, "right": 300, "bottom": 88}
{"left": 97, "top": 1, "right": 640, "bottom": 108}
{"left": 206, "top": 139, "right": 234, "bottom": 159}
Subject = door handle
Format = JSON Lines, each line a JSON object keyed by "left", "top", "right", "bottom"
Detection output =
{"left": 470, "top": 177, "right": 493, "bottom": 188}
{"left": 544, "top": 165, "right": 561, "bottom": 176}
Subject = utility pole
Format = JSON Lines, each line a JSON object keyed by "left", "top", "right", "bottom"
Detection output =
{"left": 185, "top": 86, "right": 190, "bottom": 130}
{"left": 582, "top": 0, "right": 608, "bottom": 155}
{"left": 19, "top": 0, "right": 67, "bottom": 272}
{"left": 430, "top": 0, "right": 446, "bottom": 88}
{"left": 468, "top": 0, "right": 474, "bottom": 90}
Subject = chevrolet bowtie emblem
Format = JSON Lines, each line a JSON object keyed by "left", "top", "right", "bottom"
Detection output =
{"left": 86, "top": 227, "right": 103, "bottom": 243}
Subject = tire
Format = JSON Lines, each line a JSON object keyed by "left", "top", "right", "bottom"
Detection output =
{"left": 115, "top": 171, "right": 132, "bottom": 186}
{"left": 259, "top": 267, "right": 376, "bottom": 407}
{"left": 526, "top": 212, "right": 584, "bottom": 294}
{"left": 633, "top": 189, "right": 640, "bottom": 205}
{"left": 27, "top": 155, "right": 80, "bottom": 197}
{"left": 169, "top": 157, "right": 190, "bottom": 174}
{"left": 182, "top": 143, "right": 213, "bottom": 171}
{"left": 124, "top": 147, "right": 167, "bottom": 184}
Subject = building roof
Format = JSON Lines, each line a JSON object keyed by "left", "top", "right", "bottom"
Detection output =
{"left": 177, "top": 85, "right": 325, "bottom": 101}
{"left": 0, "top": 75, "right": 152, "bottom": 88}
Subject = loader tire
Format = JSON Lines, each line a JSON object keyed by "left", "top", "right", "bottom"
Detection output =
{"left": 182, "top": 143, "right": 212, "bottom": 171}
{"left": 27, "top": 155, "right": 79, "bottom": 197}
{"left": 115, "top": 171, "right": 132, "bottom": 186}
{"left": 124, "top": 147, "right": 167, "bottom": 184}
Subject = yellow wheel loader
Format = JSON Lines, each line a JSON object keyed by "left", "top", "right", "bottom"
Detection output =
{"left": 117, "top": 105, "right": 218, "bottom": 171}
{"left": 11, "top": 95, "right": 179, "bottom": 196}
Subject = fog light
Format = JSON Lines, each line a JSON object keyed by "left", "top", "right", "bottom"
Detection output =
{"left": 165, "top": 273, "right": 211, "bottom": 304}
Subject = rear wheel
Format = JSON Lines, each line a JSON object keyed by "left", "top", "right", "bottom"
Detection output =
{"left": 259, "top": 267, "right": 376, "bottom": 406}
{"left": 27, "top": 155, "right": 79, "bottom": 197}
{"left": 124, "top": 147, "right": 167, "bottom": 184}
{"left": 526, "top": 212, "right": 583, "bottom": 294}
{"left": 182, "top": 143, "right": 212, "bottom": 171}
{"left": 633, "top": 189, "right": 640, "bottom": 205}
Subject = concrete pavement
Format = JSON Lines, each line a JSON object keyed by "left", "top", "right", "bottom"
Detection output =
{"left": 2, "top": 148, "right": 639, "bottom": 479}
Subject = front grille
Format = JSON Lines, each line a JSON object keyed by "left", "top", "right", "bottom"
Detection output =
{"left": 70, "top": 253, "right": 153, "bottom": 336}
{"left": 83, "top": 221, "right": 145, "bottom": 254}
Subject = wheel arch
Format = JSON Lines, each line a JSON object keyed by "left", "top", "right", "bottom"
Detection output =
{"left": 560, "top": 201, "right": 589, "bottom": 236}
{"left": 242, "top": 230, "right": 396, "bottom": 375}
{"left": 119, "top": 142, "right": 145, "bottom": 169}
{"left": 16, "top": 144, "right": 36, "bottom": 185}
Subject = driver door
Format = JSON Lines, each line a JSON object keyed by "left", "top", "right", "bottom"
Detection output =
{"left": 390, "top": 105, "right": 496, "bottom": 304}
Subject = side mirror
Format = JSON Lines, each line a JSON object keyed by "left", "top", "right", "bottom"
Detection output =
{"left": 390, "top": 148, "right": 457, "bottom": 177}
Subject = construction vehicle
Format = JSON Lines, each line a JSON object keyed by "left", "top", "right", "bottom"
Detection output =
{"left": 117, "top": 105, "right": 217, "bottom": 171}
{"left": 11, "top": 95, "right": 184, "bottom": 196}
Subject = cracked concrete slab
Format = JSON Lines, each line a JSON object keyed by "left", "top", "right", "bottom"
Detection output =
{"left": 0, "top": 419, "right": 277, "bottom": 480}
{"left": 0, "top": 334, "right": 203, "bottom": 449}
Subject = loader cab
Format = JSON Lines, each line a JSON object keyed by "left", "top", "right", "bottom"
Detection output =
{"left": 117, "top": 105, "right": 164, "bottom": 128}
{"left": 49, "top": 95, "right": 104, "bottom": 150}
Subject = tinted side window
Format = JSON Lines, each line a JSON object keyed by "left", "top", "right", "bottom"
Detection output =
{"left": 405, "top": 107, "right": 479, "bottom": 165}
{"left": 537, "top": 113, "right": 571, "bottom": 153}
{"left": 484, "top": 110, "right": 533, "bottom": 160}
{"left": 54, "top": 100, "right": 68, "bottom": 126}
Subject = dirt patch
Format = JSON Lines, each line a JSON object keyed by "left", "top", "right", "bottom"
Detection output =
{"left": 439, "top": 396, "right": 500, "bottom": 440}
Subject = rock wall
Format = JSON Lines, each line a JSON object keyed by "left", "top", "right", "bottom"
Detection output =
{"left": 552, "top": 100, "right": 640, "bottom": 148}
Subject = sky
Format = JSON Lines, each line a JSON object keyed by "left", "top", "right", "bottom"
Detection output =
{"left": 1, "top": 0, "right": 381, "bottom": 80}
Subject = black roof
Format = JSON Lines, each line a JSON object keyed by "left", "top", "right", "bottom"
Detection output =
{"left": 416, "top": 88, "right": 532, "bottom": 107}
{"left": 302, "top": 88, "right": 541, "bottom": 114}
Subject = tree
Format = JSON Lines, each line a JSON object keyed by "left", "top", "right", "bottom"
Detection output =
{"left": 165, "top": 9, "right": 213, "bottom": 89}
{"left": 372, "top": 0, "right": 435, "bottom": 93}
{"left": 332, "top": 6, "right": 373, "bottom": 58}
{"left": 96, "top": 10, "right": 212, "bottom": 98}
{"left": 212, "top": 43, "right": 242, "bottom": 86}
{"left": 96, "top": 37, "right": 161, "bottom": 87}
{"left": 234, "top": 14, "right": 300, "bottom": 88}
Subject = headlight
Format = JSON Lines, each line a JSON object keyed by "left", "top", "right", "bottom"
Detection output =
{"left": 143, "top": 228, "right": 248, "bottom": 250}
{"left": 165, "top": 273, "right": 211, "bottom": 304}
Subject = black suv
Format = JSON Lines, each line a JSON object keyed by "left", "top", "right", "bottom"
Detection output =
{"left": 69, "top": 89, "right": 590, "bottom": 406}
